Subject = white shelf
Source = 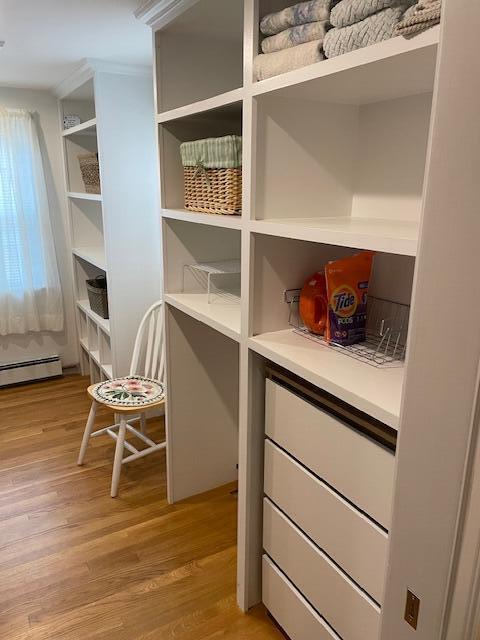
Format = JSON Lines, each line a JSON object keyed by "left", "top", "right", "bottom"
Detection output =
{"left": 248, "top": 329, "right": 404, "bottom": 428}
{"left": 250, "top": 217, "right": 419, "bottom": 256}
{"left": 252, "top": 27, "right": 439, "bottom": 105}
{"left": 62, "top": 117, "right": 97, "bottom": 137}
{"left": 90, "top": 350, "right": 101, "bottom": 366}
{"left": 72, "top": 247, "right": 106, "bottom": 271}
{"left": 77, "top": 300, "right": 110, "bottom": 335}
{"left": 101, "top": 364, "right": 113, "bottom": 379}
{"left": 165, "top": 292, "right": 241, "bottom": 342}
{"left": 68, "top": 191, "right": 102, "bottom": 202}
{"left": 157, "top": 88, "right": 243, "bottom": 123}
{"left": 162, "top": 208, "right": 242, "bottom": 230}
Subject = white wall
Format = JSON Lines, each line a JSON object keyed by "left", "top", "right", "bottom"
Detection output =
{"left": 0, "top": 87, "right": 78, "bottom": 368}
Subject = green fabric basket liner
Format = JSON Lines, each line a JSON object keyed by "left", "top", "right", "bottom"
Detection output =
{"left": 180, "top": 135, "right": 242, "bottom": 169}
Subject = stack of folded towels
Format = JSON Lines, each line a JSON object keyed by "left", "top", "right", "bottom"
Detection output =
{"left": 254, "top": 0, "right": 442, "bottom": 77}
{"left": 253, "top": 0, "right": 334, "bottom": 81}
{"left": 323, "top": 0, "right": 441, "bottom": 58}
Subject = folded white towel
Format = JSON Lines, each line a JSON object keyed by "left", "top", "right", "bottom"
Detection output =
{"left": 260, "top": 0, "right": 331, "bottom": 36}
{"left": 324, "top": 6, "right": 406, "bottom": 57}
{"left": 330, "top": 0, "right": 414, "bottom": 28}
{"left": 254, "top": 40, "right": 325, "bottom": 81}
{"left": 261, "top": 21, "right": 329, "bottom": 53}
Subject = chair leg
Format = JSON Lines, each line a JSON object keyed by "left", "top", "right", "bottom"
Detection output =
{"left": 111, "top": 415, "right": 127, "bottom": 498}
{"left": 77, "top": 401, "right": 98, "bottom": 466}
{"left": 140, "top": 413, "right": 147, "bottom": 434}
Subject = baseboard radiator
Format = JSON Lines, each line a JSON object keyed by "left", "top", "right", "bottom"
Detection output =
{"left": 0, "top": 355, "right": 62, "bottom": 387}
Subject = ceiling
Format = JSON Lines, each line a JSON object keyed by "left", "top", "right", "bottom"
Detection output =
{"left": 0, "top": 0, "right": 152, "bottom": 90}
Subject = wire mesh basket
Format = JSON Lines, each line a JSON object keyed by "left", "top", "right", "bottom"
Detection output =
{"left": 183, "top": 260, "right": 241, "bottom": 304}
{"left": 86, "top": 276, "right": 109, "bottom": 319}
{"left": 287, "top": 291, "right": 409, "bottom": 368}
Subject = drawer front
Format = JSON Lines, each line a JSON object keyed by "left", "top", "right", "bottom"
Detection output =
{"left": 262, "top": 555, "right": 340, "bottom": 640}
{"left": 263, "top": 498, "right": 380, "bottom": 640}
{"left": 265, "top": 379, "right": 395, "bottom": 529}
{"left": 264, "top": 439, "right": 388, "bottom": 603}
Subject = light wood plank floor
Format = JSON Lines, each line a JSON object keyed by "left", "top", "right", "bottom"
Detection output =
{"left": 1, "top": 374, "right": 282, "bottom": 640}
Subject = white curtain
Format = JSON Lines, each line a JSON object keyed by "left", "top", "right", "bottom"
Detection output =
{"left": 0, "top": 108, "right": 64, "bottom": 335}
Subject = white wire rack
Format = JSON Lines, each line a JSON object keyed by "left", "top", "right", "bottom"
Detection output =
{"left": 183, "top": 260, "right": 241, "bottom": 304}
{"left": 287, "top": 291, "right": 410, "bottom": 368}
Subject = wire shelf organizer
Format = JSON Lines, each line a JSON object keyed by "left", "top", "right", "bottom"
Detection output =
{"left": 183, "top": 260, "right": 241, "bottom": 304}
{"left": 286, "top": 291, "right": 410, "bottom": 368}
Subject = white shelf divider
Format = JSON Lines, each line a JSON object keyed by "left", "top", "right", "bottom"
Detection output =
{"left": 250, "top": 217, "right": 419, "bottom": 256}
{"left": 68, "top": 191, "right": 102, "bottom": 202}
{"left": 72, "top": 247, "right": 106, "bottom": 271}
{"left": 101, "top": 364, "right": 113, "bottom": 379}
{"left": 249, "top": 329, "right": 403, "bottom": 429}
{"left": 165, "top": 292, "right": 241, "bottom": 342}
{"left": 61, "top": 117, "right": 97, "bottom": 137}
{"left": 157, "top": 87, "right": 243, "bottom": 123}
{"left": 163, "top": 208, "right": 242, "bottom": 230}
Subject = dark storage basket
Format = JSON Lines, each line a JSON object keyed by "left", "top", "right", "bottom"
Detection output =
{"left": 86, "top": 276, "right": 109, "bottom": 319}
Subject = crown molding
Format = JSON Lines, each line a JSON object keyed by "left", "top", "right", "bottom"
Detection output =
{"left": 53, "top": 59, "right": 94, "bottom": 99}
{"left": 54, "top": 58, "right": 152, "bottom": 98}
{"left": 135, "top": 0, "right": 201, "bottom": 30}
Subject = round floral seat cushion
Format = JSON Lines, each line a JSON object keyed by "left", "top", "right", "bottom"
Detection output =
{"left": 91, "top": 376, "right": 165, "bottom": 407}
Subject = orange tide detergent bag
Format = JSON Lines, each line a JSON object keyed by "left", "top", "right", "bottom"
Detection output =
{"left": 325, "top": 251, "right": 374, "bottom": 346}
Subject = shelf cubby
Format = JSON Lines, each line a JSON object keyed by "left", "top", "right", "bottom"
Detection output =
{"left": 72, "top": 247, "right": 106, "bottom": 271}
{"left": 87, "top": 318, "right": 99, "bottom": 361}
{"left": 252, "top": 89, "right": 432, "bottom": 255}
{"left": 70, "top": 197, "right": 103, "bottom": 252}
{"left": 98, "top": 330, "right": 112, "bottom": 377}
{"left": 77, "top": 299, "right": 110, "bottom": 335}
{"left": 155, "top": 0, "right": 244, "bottom": 113}
{"left": 159, "top": 101, "right": 242, "bottom": 212}
{"left": 252, "top": 23, "right": 439, "bottom": 97}
{"left": 60, "top": 77, "right": 96, "bottom": 124}
{"left": 249, "top": 233, "right": 414, "bottom": 426}
{"left": 64, "top": 131, "right": 98, "bottom": 195}
{"left": 163, "top": 218, "right": 242, "bottom": 340}
{"left": 165, "top": 304, "right": 239, "bottom": 501}
{"left": 73, "top": 256, "right": 107, "bottom": 306}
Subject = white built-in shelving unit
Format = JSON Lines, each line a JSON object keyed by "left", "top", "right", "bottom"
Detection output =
{"left": 56, "top": 60, "right": 161, "bottom": 382}
{"left": 138, "top": 0, "right": 480, "bottom": 637}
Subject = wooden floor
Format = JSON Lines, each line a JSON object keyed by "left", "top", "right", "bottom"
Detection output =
{"left": 1, "top": 374, "right": 282, "bottom": 640}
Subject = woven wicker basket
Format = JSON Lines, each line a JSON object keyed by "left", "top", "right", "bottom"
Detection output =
{"left": 181, "top": 135, "right": 242, "bottom": 215}
{"left": 184, "top": 166, "right": 242, "bottom": 215}
{"left": 78, "top": 153, "right": 101, "bottom": 194}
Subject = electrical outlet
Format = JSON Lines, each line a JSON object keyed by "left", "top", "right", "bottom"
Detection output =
{"left": 404, "top": 589, "right": 420, "bottom": 630}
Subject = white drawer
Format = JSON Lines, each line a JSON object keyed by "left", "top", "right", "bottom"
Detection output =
{"left": 265, "top": 379, "right": 395, "bottom": 529}
{"left": 264, "top": 439, "right": 388, "bottom": 603}
{"left": 262, "top": 555, "right": 341, "bottom": 640}
{"left": 263, "top": 498, "right": 380, "bottom": 640}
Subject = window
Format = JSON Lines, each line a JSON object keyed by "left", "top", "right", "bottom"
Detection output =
{"left": 0, "top": 108, "right": 63, "bottom": 335}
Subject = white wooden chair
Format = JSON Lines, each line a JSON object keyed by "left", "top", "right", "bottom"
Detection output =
{"left": 78, "top": 301, "right": 166, "bottom": 497}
